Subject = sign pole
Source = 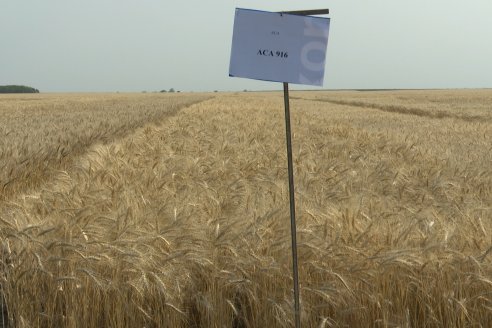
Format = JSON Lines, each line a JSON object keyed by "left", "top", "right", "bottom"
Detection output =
{"left": 281, "top": 10, "right": 328, "bottom": 328}
{"left": 283, "top": 81, "right": 301, "bottom": 328}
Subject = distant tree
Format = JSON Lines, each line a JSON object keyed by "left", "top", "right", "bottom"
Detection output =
{"left": 160, "top": 89, "right": 167, "bottom": 93}
{"left": 169, "top": 88, "right": 175, "bottom": 93}
{"left": 0, "top": 85, "right": 39, "bottom": 93}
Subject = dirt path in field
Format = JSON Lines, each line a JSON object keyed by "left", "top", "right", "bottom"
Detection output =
{"left": 293, "top": 97, "right": 491, "bottom": 122}
{"left": 0, "top": 95, "right": 212, "bottom": 202}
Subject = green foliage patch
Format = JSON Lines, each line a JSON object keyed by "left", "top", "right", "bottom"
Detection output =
{"left": 0, "top": 85, "right": 39, "bottom": 93}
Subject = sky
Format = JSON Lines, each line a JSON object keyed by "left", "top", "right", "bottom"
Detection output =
{"left": 1, "top": 0, "right": 491, "bottom": 93}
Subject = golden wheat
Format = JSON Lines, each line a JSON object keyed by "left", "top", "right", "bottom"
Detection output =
{"left": 1, "top": 90, "right": 491, "bottom": 327}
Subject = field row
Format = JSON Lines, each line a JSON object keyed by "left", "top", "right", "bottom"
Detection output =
{"left": 296, "top": 89, "right": 492, "bottom": 121}
{"left": 0, "top": 93, "right": 209, "bottom": 200}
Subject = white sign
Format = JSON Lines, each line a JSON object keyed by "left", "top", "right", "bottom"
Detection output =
{"left": 229, "top": 8, "right": 330, "bottom": 86}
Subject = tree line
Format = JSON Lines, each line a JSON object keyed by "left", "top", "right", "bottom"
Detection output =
{"left": 0, "top": 85, "right": 39, "bottom": 93}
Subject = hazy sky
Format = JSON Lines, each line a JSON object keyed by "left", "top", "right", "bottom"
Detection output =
{"left": 1, "top": 1, "right": 491, "bottom": 92}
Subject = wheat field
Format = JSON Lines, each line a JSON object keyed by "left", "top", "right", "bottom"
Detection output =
{"left": 1, "top": 90, "right": 491, "bottom": 327}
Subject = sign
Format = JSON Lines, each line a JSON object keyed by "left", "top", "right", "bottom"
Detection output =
{"left": 229, "top": 8, "right": 330, "bottom": 86}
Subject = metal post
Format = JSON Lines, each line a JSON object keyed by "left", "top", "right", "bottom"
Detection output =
{"left": 278, "top": 9, "right": 328, "bottom": 327}
{"left": 281, "top": 9, "right": 329, "bottom": 16}
{"left": 283, "top": 82, "right": 301, "bottom": 328}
